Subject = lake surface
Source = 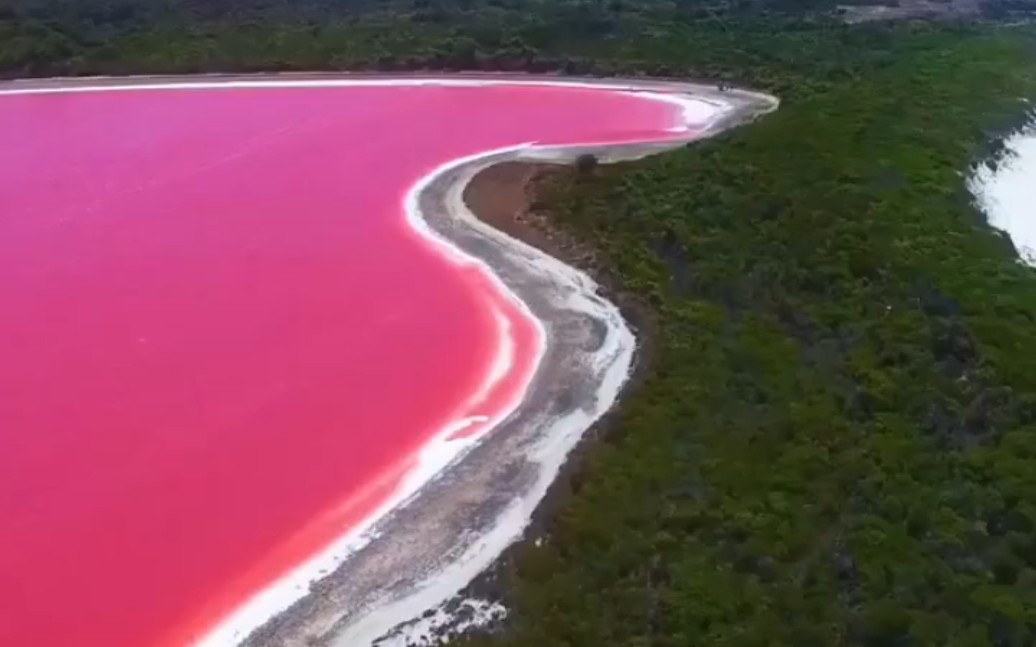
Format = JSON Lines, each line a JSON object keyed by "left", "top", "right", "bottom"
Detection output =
{"left": 972, "top": 128, "right": 1036, "bottom": 264}
{"left": 0, "top": 82, "right": 691, "bottom": 647}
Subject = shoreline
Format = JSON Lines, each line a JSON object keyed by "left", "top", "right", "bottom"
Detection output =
{"left": 230, "top": 79, "right": 777, "bottom": 647}
{"left": 0, "top": 75, "right": 778, "bottom": 647}
{"left": 969, "top": 124, "right": 1036, "bottom": 265}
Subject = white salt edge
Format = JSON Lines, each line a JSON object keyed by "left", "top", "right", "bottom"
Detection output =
{"left": 373, "top": 598, "right": 507, "bottom": 647}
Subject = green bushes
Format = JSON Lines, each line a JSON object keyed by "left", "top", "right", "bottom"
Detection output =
{"left": 458, "top": 26, "right": 1036, "bottom": 647}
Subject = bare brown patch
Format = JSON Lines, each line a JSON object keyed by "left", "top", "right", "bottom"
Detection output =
{"left": 462, "top": 162, "right": 556, "bottom": 251}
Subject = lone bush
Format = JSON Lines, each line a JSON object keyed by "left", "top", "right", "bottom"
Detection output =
{"left": 575, "top": 153, "right": 599, "bottom": 174}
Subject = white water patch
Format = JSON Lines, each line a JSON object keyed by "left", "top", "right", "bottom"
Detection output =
{"left": 620, "top": 89, "right": 725, "bottom": 132}
{"left": 971, "top": 128, "right": 1036, "bottom": 265}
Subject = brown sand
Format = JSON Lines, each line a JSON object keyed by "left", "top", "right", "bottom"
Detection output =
{"left": 463, "top": 162, "right": 557, "bottom": 252}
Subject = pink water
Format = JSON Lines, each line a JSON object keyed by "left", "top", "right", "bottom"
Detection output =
{"left": 0, "top": 82, "right": 689, "bottom": 647}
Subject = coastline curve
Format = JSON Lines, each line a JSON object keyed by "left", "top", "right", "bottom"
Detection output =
{"left": 0, "top": 75, "right": 779, "bottom": 647}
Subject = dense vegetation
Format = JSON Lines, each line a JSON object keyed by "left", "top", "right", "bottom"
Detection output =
{"left": 465, "top": 26, "right": 1036, "bottom": 647}
{"left": 6, "top": 1, "right": 1036, "bottom": 645}
{"left": 3, "top": 0, "right": 1036, "bottom": 79}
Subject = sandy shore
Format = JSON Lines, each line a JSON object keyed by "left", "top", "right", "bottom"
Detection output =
{"left": 232, "top": 78, "right": 777, "bottom": 647}
{"left": 1, "top": 75, "right": 778, "bottom": 647}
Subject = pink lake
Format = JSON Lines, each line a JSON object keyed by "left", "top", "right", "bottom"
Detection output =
{"left": 0, "top": 81, "right": 688, "bottom": 647}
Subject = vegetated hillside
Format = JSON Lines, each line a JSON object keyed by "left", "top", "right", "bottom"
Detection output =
{"left": 461, "top": 25, "right": 1036, "bottom": 647}
{"left": 6, "top": 2, "right": 1036, "bottom": 646}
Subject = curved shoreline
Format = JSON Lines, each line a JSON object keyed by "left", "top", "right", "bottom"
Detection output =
{"left": 969, "top": 125, "right": 1036, "bottom": 265}
{"left": 232, "top": 78, "right": 778, "bottom": 647}
{"left": 0, "top": 75, "right": 778, "bottom": 647}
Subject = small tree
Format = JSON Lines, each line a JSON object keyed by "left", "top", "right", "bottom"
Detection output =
{"left": 575, "top": 153, "right": 599, "bottom": 175}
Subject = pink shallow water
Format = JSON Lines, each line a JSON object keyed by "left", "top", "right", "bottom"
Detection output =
{"left": 0, "top": 82, "right": 690, "bottom": 647}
